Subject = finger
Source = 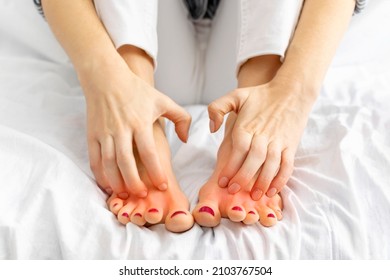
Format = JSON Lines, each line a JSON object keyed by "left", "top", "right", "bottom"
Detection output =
{"left": 88, "top": 140, "right": 111, "bottom": 194}
{"left": 208, "top": 90, "right": 246, "bottom": 133}
{"left": 228, "top": 134, "right": 267, "bottom": 193}
{"left": 268, "top": 148, "right": 294, "bottom": 193}
{"left": 134, "top": 127, "right": 168, "bottom": 191}
{"left": 115, "top": 132, "right": 148, "bottom": 197}
{"left": 160, "top": 96, "right": 192, "bottom": 143}
{"left": 218, "top": 128, "right": 252, "bottom": 190}
{"left": 253, "top": 142, "right": 282, "bottom": 197}
{"left": 100, "top": 135, "right": 127, "bottom": 198}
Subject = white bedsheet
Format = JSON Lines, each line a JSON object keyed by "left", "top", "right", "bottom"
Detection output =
{"left": 0, "top": 0, "right": 390, "bottom": 259}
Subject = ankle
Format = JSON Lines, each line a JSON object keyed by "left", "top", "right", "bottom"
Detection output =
{"left": 237, "top": 55, "right": 281, "bottom": 87}
{"left": 118, "top": 45, "right": 155, "bottom": 86}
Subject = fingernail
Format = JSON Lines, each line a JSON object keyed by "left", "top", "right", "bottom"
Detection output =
{"left": 118, "top": 192, "right": 129, "bottom": 199}
{"left": 105, "top": 188, "right": 113, "bottom": 195}
{"left": 158, "top": 183, "right": 168, "bottom": 191}
{"left": 148, "top": 208, "right": 159, "bottom": 213}
{"left": 267, "top": 188, "right": 277, "bottom": 197}
{"left": 209, "top": 120, "right": 215, "bottom": 133}
{"left": 218, "top": 177, "right": 229, "bottom": 188}
{"left": 122, "top": 212, "right": 129, "bottom": 218}
{"left": 267, "top": 213, "right": 275, "bottom": 218}
{"left": 252, "top": 188, "right": 263, "bottom": 200}
{"left": 228, "top": 183, "right": 241, "bottom": 193}
{"left": 171, "top": 211, "right": 187, "bottom": 218}
{"left": 232, "top": 206, "right": 243, "bottom": 211}
{"left": 139, "top": 190, "right": 148, "bottom": 198}
{"left": 199, "top": 206, "right": 215, "bottom": 216}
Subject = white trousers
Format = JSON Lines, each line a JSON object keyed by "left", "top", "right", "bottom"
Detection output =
{"left": 94, "top": 0, "right": 304, "bottom": 105}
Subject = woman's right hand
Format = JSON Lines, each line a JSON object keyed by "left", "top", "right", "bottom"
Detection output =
{"left": 79, "top": 54, "right": 191, "bottom": 199}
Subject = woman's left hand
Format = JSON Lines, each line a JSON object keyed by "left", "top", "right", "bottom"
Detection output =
{"left": 208, "top": 77, "right": 316, "bottom": 200}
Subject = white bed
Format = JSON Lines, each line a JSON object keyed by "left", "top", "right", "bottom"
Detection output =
{"left": 0, "top": 0, "right": 389, "bottom": 259}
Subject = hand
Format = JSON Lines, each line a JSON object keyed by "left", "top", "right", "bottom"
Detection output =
{"left": 208, "top": 78, "right": 315, "bottom": 200}
{"left": 79, "top": 55, "right": 191, "bottom": 198}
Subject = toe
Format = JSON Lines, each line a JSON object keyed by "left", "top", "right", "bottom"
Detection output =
{"left": 165, "top": 209, "right": 194, "bottom": 233}
{"left": 130, "top": 207, "right": 147, "bottom": 226}
{"left": 193, "top": 201, "right": 221, "bottom": 228}
{"left": 267, "top": 194, "right": 283, "bottom": 220}
{"left": 145, "top": 207, "right": 164, "bottom": 225}
{"left": 257, "top": 206, "right": 278, "bottom": 227}
{"left": 227, "top": 205, "right": 246, "bottom": 222}
{"left": 117, "top": 202, "right": 136, "bottom": 225}
{"left": 109, "top": 198, "right": 124, "bottom": 215}
{"left": 243, "top": 209, "right": 259, "bottom": 225}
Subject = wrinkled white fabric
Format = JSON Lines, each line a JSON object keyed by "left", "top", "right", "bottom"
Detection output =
{"left": 0, "top": 0, "right": 389, "bottom": 259}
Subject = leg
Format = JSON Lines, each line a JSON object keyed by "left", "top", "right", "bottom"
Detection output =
{"left": 194, "top": 55, "right": 284, "bottom": 227}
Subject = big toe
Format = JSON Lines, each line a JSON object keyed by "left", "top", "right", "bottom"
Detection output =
{"left": 165, "top": 208, "right": 194, "bottom": 233}
{"left": 193, "top": 201, "right": 221, "bottom": 228}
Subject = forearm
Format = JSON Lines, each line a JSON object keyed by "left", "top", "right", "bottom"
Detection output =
{"left": 275, "top": 0, "right": 355, "bottom": 96}
{"left": 41, "top": 0, "right": 119, "bottom": 75}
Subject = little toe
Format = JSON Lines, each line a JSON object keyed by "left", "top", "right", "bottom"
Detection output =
{"left": 130, "top": 207, "right": 147, "bottom": 226}
{"left": 243, "top": 209, "right": 260, "bottom": 225}
{"left": 227, "top": 205, "right": 246, "bottom": 222}
{"left": 117, "top": 202, "right": 137, "bottom": 225}
{"left": 109, "top": 198, "right": 124, "bottom": 215}
{"left": 267, "top": 194, "right": 283, "bottom": 220}
{"left": 145, "top": 207, "right": 164, "bottom": 225}
{"left": 165, "top": 209, "right": 194, "bottom": 233}
{"left": 257, "top": 206, "right": 278, "bottom": 227}
{"left": 193, "top": 201, "right": 221, "bottom": 228}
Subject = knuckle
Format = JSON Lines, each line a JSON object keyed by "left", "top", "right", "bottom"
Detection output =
{"left": 208, "top": 102, "right": 219, "bottom": 115}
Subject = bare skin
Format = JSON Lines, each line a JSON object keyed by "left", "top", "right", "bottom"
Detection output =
{"left": 208, "top": 0, "right": 356, "bottom": 201}
{"left": 42, "top": 0, "right": 356, "bottom": 231}
{"left": 194, "top": 55, "right": 284, "bottom": 227}
{"left": 107, "top": 120, "right": 194, "bottom": 233}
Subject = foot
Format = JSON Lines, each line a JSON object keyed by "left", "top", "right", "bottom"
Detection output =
{"left": 107, "top": 121, "right": 194, "bottom": 233}
{"left": 193, "top": 113, "right": 283, "bottom": 227}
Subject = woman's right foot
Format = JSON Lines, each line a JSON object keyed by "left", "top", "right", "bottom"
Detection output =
{"left": 107, "top": 121, "right": 194, "bottom": 233}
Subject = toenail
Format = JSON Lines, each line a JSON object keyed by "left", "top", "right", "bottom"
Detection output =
{"left": 249, "top": 211, "right": 256, "bottom": 215}
{"left": 118, "top": 193, "right": 129, "bottom": 199}
{"left": 171, "top": 211, "right": 187, "bottom": 218}
{"left": 267, "top": 188, "right": 277, "bottom": 197}
{"left": 199, "top": 206, "right": 215, "bottom": 216}
{"left": 252, "top": 189, "right": 263, "bottom": 200}
{"left": 267, "top": 213, "right": 275, "bottom": 218}
{"left": 148, "top": 208, "right": 159, "bottom": 213}
{"left": 134, "top": 213, "right": 142, "bottom": 217}
{"left": 113, "top": 203, "right": 118, "bottom": 207}
{"left": 232, "top": 206, "right": 243, "bottom": 211}
{"left": 228, "top": 183, "right": 241, "bottom": 193}
{"left": 218, "top": 177, "right": 229, "bottom": 188}
{"left": 122, "top": 212, "right": 129, "bottom": 218}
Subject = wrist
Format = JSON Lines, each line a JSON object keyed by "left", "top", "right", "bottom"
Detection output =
{"left": 270, "top": 72, "right": 320, "bottom": 104}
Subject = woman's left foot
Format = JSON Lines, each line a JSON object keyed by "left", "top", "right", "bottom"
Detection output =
{"left": 193, "top": 113, "right": 283, "bottom": 227}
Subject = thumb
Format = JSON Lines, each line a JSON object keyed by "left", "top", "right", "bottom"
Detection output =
{"left": 208, "top": 90, "right": 243, "bottom": 133}
{"left": 160, "top": 97, "right": 192, "bottom": 143}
